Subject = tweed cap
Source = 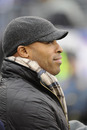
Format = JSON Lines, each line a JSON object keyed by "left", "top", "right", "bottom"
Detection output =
{"left": 2, "top": 16, "right": 68, "bottom": 56}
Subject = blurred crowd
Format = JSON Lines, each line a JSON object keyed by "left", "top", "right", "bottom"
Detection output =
{"left": 0, "top": 0, "right": 87, "bottom": 37}
{"left": 0, "top": 0, "right": 87, "bottom": 125}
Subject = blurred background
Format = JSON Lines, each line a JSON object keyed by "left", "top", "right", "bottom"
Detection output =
{"left": 0, "top": 0, "right": 87, "bottom": 125}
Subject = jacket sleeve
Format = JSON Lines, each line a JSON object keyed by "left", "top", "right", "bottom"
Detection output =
{"left": 10, "top": 98, "right": 60, "bottom": 130}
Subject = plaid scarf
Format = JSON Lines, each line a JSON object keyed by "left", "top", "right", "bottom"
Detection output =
{"left": 7, "top": 56, "right": 68, "bottom": 121}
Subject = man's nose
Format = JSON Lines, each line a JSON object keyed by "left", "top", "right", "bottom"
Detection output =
{"left": 55, "top": 42, "right": 63, "bottom": 53}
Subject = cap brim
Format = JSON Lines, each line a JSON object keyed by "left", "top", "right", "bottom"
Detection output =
{"left": 38, "top": 29, "right": 68, "bottom": 42}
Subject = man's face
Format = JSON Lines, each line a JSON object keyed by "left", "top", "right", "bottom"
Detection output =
{"left": 27, "top": 40, "right": 63, "bottom": 75}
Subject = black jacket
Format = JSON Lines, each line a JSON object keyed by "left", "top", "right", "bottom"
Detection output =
{"left": 0, "top": 59, "right": 69, "bottom": 130}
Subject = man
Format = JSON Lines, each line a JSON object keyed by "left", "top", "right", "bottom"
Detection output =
{"left": 0, "top": 16, "right": 69, "bottom": 130}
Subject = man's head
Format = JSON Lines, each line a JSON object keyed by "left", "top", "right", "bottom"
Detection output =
{"left": 2, "top": 16, "right": 68, "bottom": 75}
{"left": 14, "top": 40, "right": 63, "bottom": 75}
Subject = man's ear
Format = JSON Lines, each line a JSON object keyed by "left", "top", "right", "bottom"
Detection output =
{"left": 17, "top": 45, "right": 29, "bottom": 58}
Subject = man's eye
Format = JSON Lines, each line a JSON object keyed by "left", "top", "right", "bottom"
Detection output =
{"left": 47, "top": 41, "right": 53, "bottom": 44}
{"left": 44, "top": 41, "right": 53, "bottom": 44}
{"left": 47, "top": 42, "right": 51, "bottom": 44}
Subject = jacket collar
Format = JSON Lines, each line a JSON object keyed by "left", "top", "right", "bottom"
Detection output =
{"left": 1, "top": 58, "right": 40, "bottom": 84}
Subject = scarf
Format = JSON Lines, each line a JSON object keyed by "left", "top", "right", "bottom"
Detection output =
{"left": 7, "top": 56, "right": 68, "bottom": 121}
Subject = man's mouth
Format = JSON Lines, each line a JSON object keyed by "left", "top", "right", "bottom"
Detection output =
{"left": 53, "top": 56, "right": 62, "bottom": 64}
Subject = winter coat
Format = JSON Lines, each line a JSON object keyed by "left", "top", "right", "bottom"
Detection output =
{"left": 0, "top": 59, "right": 69, "bottom": 130}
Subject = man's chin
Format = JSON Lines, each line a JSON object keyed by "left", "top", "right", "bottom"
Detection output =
{"left": 51, "top": 69, "right": 60, "bottom": 76}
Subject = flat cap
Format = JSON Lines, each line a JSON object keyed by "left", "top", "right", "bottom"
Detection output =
{"left": 2, "top": 16, "right": 68, "bottom": 56}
